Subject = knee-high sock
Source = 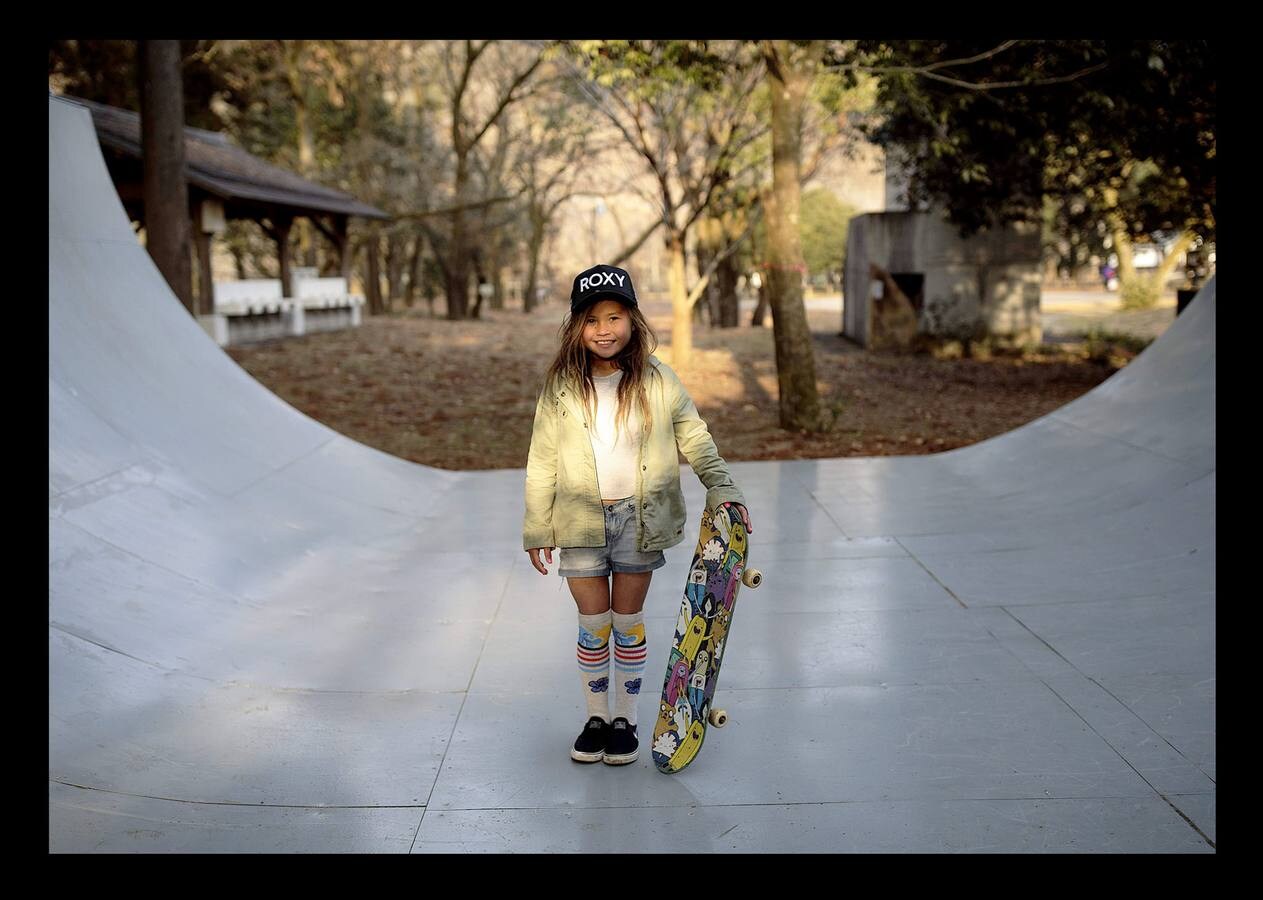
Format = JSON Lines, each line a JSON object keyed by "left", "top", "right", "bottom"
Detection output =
{"left": 576, "top": 611, "right": 612, "bottom": 723}
{"left": 611, "top": 610, "right": 647, "bottom": 725}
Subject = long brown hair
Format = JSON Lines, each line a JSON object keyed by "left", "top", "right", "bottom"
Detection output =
{"left": 542, "top": 299, "right": 660, "bottom": 439}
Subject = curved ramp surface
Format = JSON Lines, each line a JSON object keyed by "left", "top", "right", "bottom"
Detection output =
{"left": 49, "top": 96, "right": 1214, "bottom": 852}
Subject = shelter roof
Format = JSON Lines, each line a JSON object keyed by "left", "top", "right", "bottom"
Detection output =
{"left": 62, "top": 94, "right": 390, "bottom": 221}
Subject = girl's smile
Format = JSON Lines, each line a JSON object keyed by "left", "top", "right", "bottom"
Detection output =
{"left": 583, "top": 299, "right": 632, "bottom": 373}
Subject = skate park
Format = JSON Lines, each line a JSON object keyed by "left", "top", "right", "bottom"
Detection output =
{"left": 49, "top": 94, "right": 1215, "bottom": 852}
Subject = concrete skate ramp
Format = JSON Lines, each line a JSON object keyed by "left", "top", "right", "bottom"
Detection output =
{"left": 49, "top": 95, "right": 1215, "bottom": 852}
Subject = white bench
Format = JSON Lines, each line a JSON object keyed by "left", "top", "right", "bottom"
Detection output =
{"left": 295, "top": 276, "right": 366, "bottom": 311}
{"left": 200, "top": 279, "right": 295, "bottom": 345}
{"left": 212, "top": 279, "right": 292, "bottom": 316}
{"left": 294, "top": 277, "right": 364, "bottom": 334}
{"left": 199, "top": 277, "right": 365, "bottom": 346}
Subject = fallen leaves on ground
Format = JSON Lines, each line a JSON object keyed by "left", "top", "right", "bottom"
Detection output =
{"left": 224, "top": 299, "right": 1148, "bottom": 471}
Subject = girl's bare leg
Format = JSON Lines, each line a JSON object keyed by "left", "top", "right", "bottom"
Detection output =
{"left": 568, "top": 575, "right": 611, "bottom": 615}
{"left": 611, "top": 571, "right": 652, "bottom": 615}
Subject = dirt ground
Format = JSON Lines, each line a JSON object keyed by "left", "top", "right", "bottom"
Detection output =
{"left": 224, "top": 296, "right": 1166, "bottom": 471}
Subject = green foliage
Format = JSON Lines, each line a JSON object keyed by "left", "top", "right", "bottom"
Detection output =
{"left": 799, "top": 189, "right": 856, "bottom": 279}
{"left": 1118, "top": 275, "right": 1162, "bottom": 310}
{"left": 571, "top": 40, "right": 733, "bottom": 96}
{"left": 48, "top": 39, "right": 240, "bottom": 133}
{"left": 1042, "top": 193, "right": 1109, "bottom": 279}
{"left": 846, "top": 40, "right": 1215, "bottom": 243}
{"left": 1084, "top": 326, "right": 1153, "bottom": 363}
{"left": 49, "top": 40, "right": 139, "bottom": 109}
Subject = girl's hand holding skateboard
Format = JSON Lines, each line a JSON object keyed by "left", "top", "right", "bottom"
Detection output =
{"left": 528, "top": 547, "right": 555, "bottom": 575}
{"left": 722, "top": 502, "right": 752, "bottom": 534}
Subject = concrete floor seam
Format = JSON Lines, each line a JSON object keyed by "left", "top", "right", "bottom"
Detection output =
{"left": 51, "top": 780, "right": 427, "bottom": 810}
{"left": 49, "top": 622, "right": 176, "bottom": 672}
{"left": 1156, "top": 795, "right": 1214, "bottom": 848}
{"left": 412, "top": 553, "right": 520, "bottom": 850}
{"left": 51, "top": 516, "right": 269, "bottom": 611}
{"left": 48, "top": 461, "right": 155, "bottom": 505}
{"left": 423, "top": 795, "right": 1208, "bottom": 813}
{"left": 893, "top": 536, "right": 968, "bottom": 609}
{"left": 1082, "top": 673, "right": 1213, "bottom": 775}
{"left": 223, "top": 434, "right": 339, "bottom": 500}
{"left": 1031, "top": 674, "right": 1189, "bottom": 799}
{"left": 995, "top": 609, "right": 1212, "bottom": 787}
{"left": 1045, "top": 412, "right": 1200, "bottom": 467}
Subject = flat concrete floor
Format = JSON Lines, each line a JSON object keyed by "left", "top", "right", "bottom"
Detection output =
{"left": 49, "top": 96, "right": 1215, "bottom": 853}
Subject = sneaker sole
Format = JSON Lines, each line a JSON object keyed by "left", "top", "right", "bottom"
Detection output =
{"left": 571, "top": 748, "right": 605, "bottom": 763}
{"left": 602, "top": 749, "right": 639, "bottom": 765}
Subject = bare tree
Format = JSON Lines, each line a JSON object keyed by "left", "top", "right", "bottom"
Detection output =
{"left": 565, "top": 40, "right": 767, "bottom": 367}
{"left": 138, "top": 40, "right": 194, "bottom": 313}
{"left": 761, "top": 40, "right": 827, "bottom": 432}
{"left": 431, "top": 40, "right": 544, "bottom": 319}
{"left": 511, "top": 88, "right": 603, "bottom": 313}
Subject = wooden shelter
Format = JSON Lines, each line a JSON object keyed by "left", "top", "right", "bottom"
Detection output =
{"left": 67, "top": 95, "right": 390, "bottom": 315}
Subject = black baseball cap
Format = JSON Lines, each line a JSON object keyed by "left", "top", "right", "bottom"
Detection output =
{"left": 570, "top": 264, "right": 639, "bottom": 316}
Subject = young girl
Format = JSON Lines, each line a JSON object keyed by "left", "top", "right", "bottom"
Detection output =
{"left": 523, "top": 263, "right": 752, "bottom": 766}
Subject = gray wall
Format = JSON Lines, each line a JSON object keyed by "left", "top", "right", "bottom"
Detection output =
{"left": 844, "top": 211, "right": 1043, "bottom": 347}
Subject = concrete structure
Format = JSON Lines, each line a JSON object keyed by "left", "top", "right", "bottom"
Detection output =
{"left": 50, "top": 95, "right": 1214, "bottom": 853}
{"left": 844, "top": 211, "right": 1044, "bottom": 347}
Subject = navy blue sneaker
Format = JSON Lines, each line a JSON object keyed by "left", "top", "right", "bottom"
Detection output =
{"left": 603, "top": 717, "right": 639, "bottom": 765}
{"left": 571, "top": 716, "right": 610, "bottom": 763}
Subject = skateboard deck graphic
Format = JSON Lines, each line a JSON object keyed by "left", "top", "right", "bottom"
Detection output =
{"left": 651, "top": 502, "right": 761, "bottom": 773}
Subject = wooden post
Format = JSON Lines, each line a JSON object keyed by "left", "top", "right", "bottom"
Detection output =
{"left": 262, "top": 213, "right": 295, "bottom": 297}
{"left": 194, "top": 227, "right": 213, "bottom": 316}
{"left": 335, "top": 215, "right": 351, "bottom": 281}
{"left": 310, "top": 214, "right": 353, "bottom": 282}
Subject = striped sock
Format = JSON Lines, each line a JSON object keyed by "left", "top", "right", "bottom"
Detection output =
{"left": 611, "top": 610, "right": 648, "bottom": 726}
{"left": 576, "top": 611, "right": 612, "bottom": 723}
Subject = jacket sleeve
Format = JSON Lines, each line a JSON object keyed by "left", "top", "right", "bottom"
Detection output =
{"left": 665, "top": 366, "right": 746, "bottom": 513}
{"left": 523, "top": 388, "right": 559, "bottom": 551}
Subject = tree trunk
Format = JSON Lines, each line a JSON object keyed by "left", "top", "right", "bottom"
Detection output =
{"left": 489, "top": 241, "right": 505, "bottom": 312}
{"left": 386, "top": 230, "right": 405, "bottom": 304}
{"left": 716, "top": 253, "right": 740, "bottom": 327}
{"left": 1157, "top": 231, "right": 1198, "bottom": 287}
{"left": 405, "top": 232, "right": 424, "bottom": 307}
{"left": 695, "top": 239, "right": 716, "bottom": 326}
{"left": 470, "top": 251, "right": 487, "bottom": 320}
{"left": 1111, "top": 223, "right": 1137, "bottom": 283}
{"left": 668, "top": 232, "right": 692, "bottom": 368}
{"left": 751, "top": 275, "right": 770, "bottom": 327}
{"left": 282, "top": 41, "right": 318, "bottom": 270}
{"left": 138, "top": 40, "right": 194, "bottom": 314}
{"left": 524, "top": 227, "right": 543, "bottom": 314}
{"left": 763, "top": 40, "right": 826, "bottom": 432}
{"left": 445, "top": 153, "right": 472, "bottom": 319}
{"left": 365, "top": 226, "right": 384, "bottom": 315}
{"left": 524, "top": 206, "right": 548, "bottom": 314}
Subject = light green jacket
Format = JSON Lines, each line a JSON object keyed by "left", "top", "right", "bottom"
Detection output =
{"left": 523, "top": 355, "right": 745, "bottom": 552}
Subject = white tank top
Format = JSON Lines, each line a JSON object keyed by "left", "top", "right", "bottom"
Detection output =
{"left": 589, "top": 370, "right": 642, "bottom": 500}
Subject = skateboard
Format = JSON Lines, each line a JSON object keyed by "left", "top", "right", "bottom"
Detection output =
{"left": 651, "top": 502, "right": 762, "bottom": 773}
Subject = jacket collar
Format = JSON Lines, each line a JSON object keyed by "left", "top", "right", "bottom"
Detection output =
{"left": 554, "top": 358, "right": 663, "bottom": 423}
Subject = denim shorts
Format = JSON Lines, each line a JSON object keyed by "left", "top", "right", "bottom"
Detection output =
{"left": 557, "top": 496, "right": 667, "bottom": 578}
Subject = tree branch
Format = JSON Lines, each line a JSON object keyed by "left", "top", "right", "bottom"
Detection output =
{"left": 609, "top": 218, "right": 664, "bottom": 267}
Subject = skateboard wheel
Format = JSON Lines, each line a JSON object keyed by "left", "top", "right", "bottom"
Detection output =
{"left": 742, "top": 568, "right": 762, "bottom": 588}
{"left": 709, "top": 709, "right": 728, "bottom": 728}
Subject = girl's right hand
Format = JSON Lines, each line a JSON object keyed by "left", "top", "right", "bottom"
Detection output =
{"left": 527, "top": 547, "right": 555, "bottom": 575}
